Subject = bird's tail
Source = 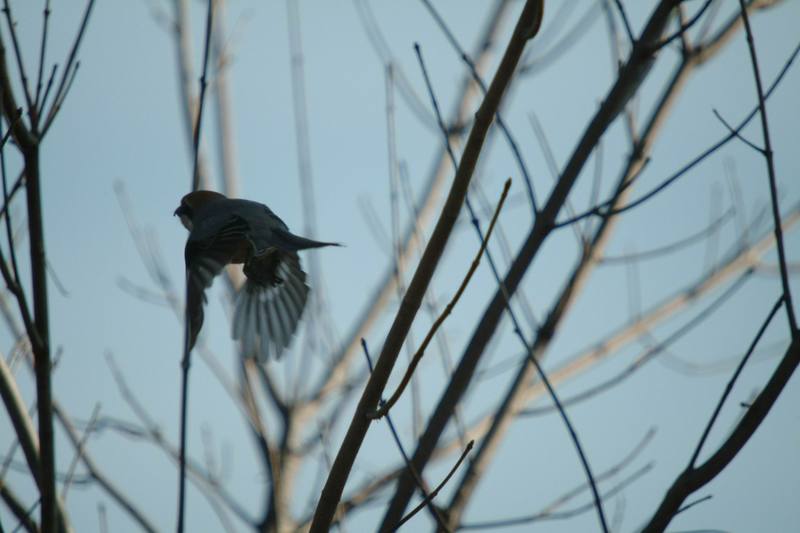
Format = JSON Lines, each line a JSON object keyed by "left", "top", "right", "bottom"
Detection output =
{"left": 271, "top": 228, "right": 341, "bottom": 252}
{"left": 232, "top": 253, "right": 310, "bottom": 360}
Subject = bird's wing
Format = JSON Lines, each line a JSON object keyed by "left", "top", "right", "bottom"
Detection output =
{"left": 232, "top": 251, "right": 310, "bottom": 360}
{"left": 184, "top": 214, "right": 250, "bottom": 351}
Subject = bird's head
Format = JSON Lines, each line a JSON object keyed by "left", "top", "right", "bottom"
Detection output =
{"left": 174, "top": 190, "right": 227, "bottom": 231}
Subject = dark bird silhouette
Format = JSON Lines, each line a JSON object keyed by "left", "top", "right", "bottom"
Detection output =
{"left": 175, "top": 190, "right": 339, "bottom": 359}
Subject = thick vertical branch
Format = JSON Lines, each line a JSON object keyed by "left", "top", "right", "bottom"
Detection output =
{"left": 308, "top": 2, "right": 544, "bottom": 531}
{"left": 24, "top": 144, "right": 58, "bottom": 533}
{"left": 0, "top": 30, "right": 56, "bottom": 529}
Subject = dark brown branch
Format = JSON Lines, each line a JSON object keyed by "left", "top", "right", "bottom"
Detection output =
{"left": 642, "top": 335, "right": 800, "bottom": 531}
{"left": 308, "top": 2, "right": 544, "bottom": 530}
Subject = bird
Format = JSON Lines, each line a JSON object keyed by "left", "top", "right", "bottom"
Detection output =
{"left": 174, "top": 190, "right": 339, "bottom": 360}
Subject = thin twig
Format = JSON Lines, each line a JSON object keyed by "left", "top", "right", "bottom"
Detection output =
{"left": 459, "top": 463, "right": 652, "bottom": 530}
{"left": 654, "top": 0, "right": 715, "bottom": 51}
{"left": 0, "top": 107, "right": 24, "bottom": 306}
{"left": 393, "top": 440, "right": 474, "bottom": 532}
{"left": 674, "top": 494, "right": 712, "bottom": 516}
{"left": 1, "top": 1, "right": 34, "bottom": 118}
{"left": 61, "top": 404, "right": 100, "bottom": 501}
{"left": 689, "top": 295, "right": 783, "bottom": 467}
{"left": 612, "top": 0, "right": 636, "bottom": 45}
{"left": 712, "top": 108, "right": 761, "bottom": 152}
{"left": 552, "top": 37, "right": 800, "bottom": 229}
{"left": 190, "top": 0, "right": 214, "bottom": 192}
{"left": 420, "top": 0, "right": 539, "bottom": 215}
{"left": 33, "top": 0, "right": 52, "bottom": 114}
{"left": 178, "top": 2, "right": 214, "bottom": 531}
{"left": 41, "top": 0, "right": 96, "bottom": 136}
{"left": 369, "top": 178, "right": 511, "bottom": 419}
{"left": 737, "top": 0, "right": 797, "bottom": 333}
{"left": 362, "top": 340, "right": 450, "bottom": 531}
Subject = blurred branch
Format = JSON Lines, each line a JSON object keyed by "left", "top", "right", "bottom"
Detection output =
{"left": 519, "top": 269, "right": 751, "bottom": 418}
{"left": 519, "top": 3, "right": 602, "bottom": 75}
{"left": 106, "top": 353, "right": 254, "bottom": 529}
{"left": 60, "top": 404, "right": 100, "bottom": 501}
{"left": 0, "top": 351, "right": 40, "bottom": 496}
{"left": 170, "top": 0, "right": 211, "bottom": 189}
{"left": 211, "top": 0, "right": 239, "bottom": 198}
{"left": 460, "top": 429, "right": 655, "bottom": 529}
{"left": 520, "top": 206, "right": 799, "bottom": 414}
{"left": 53, "top": 403, "right": 158, "bottom": 533}
{"left": 461, "top": 463, "right": 652, "bottom": 530}
{"left": 353, "top": 0, "right": 438, "bottom": 131}
{"left": 599, "top": 207, "right": 734, "bottom": 264}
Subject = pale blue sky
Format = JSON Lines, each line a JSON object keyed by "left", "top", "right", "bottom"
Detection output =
{"left": 1, "top": 1, "right": 799, "bottom": 532}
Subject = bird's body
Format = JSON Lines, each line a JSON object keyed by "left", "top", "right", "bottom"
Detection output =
{"left": 175, "top": 190, "right": 338, "bottom": 360}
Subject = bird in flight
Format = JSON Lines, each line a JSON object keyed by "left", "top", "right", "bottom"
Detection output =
{"left": 175, "top": 190, "right": 339, "bottom": 360}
